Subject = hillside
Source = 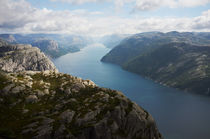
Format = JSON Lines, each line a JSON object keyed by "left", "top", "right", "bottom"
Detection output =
{"left": 0, "top": 40, "right": 161, "bottom": 138}
{"left": 101, "top": 32, "right": 210, "bottom": 95}
{"left": 0, "top": 40, "right": 56, "bottom": 72}
{"left": 0, "top": 34, "right": 92, "bottom": 58}
{"left": 100, "top": 34, "right": 130, "bottom": 49}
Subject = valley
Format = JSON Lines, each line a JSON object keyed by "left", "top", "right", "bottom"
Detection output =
{"left": 54, "top": 44, "right": 210, "bottom": 139}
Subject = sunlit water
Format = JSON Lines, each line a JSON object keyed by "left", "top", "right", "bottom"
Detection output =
{"left": 54, "top": 44, "right": 210, "bottom": 139}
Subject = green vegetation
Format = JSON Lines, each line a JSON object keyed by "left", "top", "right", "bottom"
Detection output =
{"left": 102, "top": 32, "right": 210, "bottom": 95}
{"left": 0, "top": 71, "right": 138, "bottom": 138}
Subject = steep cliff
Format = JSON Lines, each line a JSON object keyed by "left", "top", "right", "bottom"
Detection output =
{"left": 0, "top": 71, "right": 161, "bottom": 139}
{"left": 0, "top": 40, "right": 56, "bottom": 72}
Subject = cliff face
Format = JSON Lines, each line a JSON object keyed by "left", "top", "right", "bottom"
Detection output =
{"left": 0, "top": 40, "right": 56, "bottom": 72}
{"left": 32, "top": 39, "right": 59, "bottom": 51}
{"left": 0, "top": 71, "right": 161, "bottom": 139}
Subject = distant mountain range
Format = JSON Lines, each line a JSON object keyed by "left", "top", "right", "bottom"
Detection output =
{"left": 100, "top": 34, "right": 130, "bottom": 49}
{"left": 0, "top": 34, "right": 93, "bottom": 58}
{"left": 101, "top": 31, "right": 210, "bottom": 95}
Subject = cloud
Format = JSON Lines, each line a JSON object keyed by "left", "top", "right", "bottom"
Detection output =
{"left": 50, "top": 0, "right": 210, "bottom": 11}
{"left": 134, "top": 0, "right": 162, "bottom": 11}
{"left": 0, "top": 0, "right": 210, "bottom": 36}
{"left": 0, "top": 0, "right": 36, "bottom": 29}
{"left": 191, "top": 10, "right": 210, "bottom": 30}
{"left": 134, "top": 0, "right": 210, "bottom": 11}
{"left": 50, "top": 0, "right": 109, "bottom": 4}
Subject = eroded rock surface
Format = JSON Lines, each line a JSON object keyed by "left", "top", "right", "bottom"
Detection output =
{"left": 0, "top": 71, "right": 161, "bottom": 139}
{"left": 0, "top": 40, "right": 56, "bottom": 72}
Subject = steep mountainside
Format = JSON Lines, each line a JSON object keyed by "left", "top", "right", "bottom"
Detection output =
{"left": 31, "top": 39, "right": 79, "bottom": 58}
{"left": 0, "top": 40, "right": 56, "bottom": 72}
{"left": 0, "top": 41, "right": 161, "bottom": 139}
{"left": 101, "top": 32, "right": 210, "bottom": 95}
{"left": 100, "top": 34, "right": 130, "bottom": 49}
{"left": 0, "top": 34, "right": 92, "bottom": 58}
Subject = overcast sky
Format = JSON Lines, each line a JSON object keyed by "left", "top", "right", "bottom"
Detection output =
{"left": 0, "top": 0, "right": 210, "bottom": 36}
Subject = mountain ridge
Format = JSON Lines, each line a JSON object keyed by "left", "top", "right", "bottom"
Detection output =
{"left": 101, "top": 31, "right": 210, "bottom": 95}
{"left": 0, "top": 34, "right": 93, "bottom": 58}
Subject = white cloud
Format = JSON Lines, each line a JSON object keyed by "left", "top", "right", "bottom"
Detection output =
{"left": 134, "top": 0, "right": 210, "bottom": 11}
{"left": 191, "top": 10, "right": 210, "bottom": 30}
{"left": 135, "top": 0, "right": 162, "bottom": 11}
{"left": 0, "top": 0, "right": 36, "bottom": 29}
{"left": 0, "top": 0, "right": 210, "bottom": 36}
{"left": 50, "top": 0, "right": 210, "bottom": 11}
{"left": 50, "top": 0, "right": 109, "bottom": 4}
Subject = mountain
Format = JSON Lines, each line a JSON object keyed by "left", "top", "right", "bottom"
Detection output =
{"left": 100, "top": 34, "right": 130, "bottom": 49}
{"left": 0, "top": 34, "right": 93, "bottom": 58}
{"left": 0, "top": 41, "right": 161, "bottom": 139}
{"left": 101, "top": 32, "right": 210, "bottom": 95}
{"left": 0, "top": 39, "right": 56, "bottom": 72}
{"left": 31, "top": 39, "right": 79, "bottom": 58}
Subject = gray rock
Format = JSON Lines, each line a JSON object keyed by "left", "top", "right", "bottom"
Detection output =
{"left": 0, "top": 41, "right": 57, "bottom": 72}
{"left": 76, "top": 109, "right": 101, "bottom": 126}
{"left": 2, "top": 83, "right": 15, "bottom": 93}
{"left": 36, "top": 90, "right": 45, "bottom": 97}
{"left": 22, "top": 128, "right": 34, "bottom": 134}
{"left": 54, "top": 124, "right": 66, "bottom": 137}
{"left": 42, "top": 118, "right": 55, "bottom": 125}
{"left": 72, "top": 82, "right": 85, "bottom": 91}
{"left": 23, "top": 122, "right": 39, "bottom": 129}
{"left": 83, "top": 80, "right": 96, "bottom": 87}
{"left": 43, "top": 89, "right": 49, "bottom": 95}
{"left": 26, "top": 95, "right": 38, "bottom": 103}
{"left": 11, "top": 86, "right": 25, "bottom": 94}
{"left": 26, "top": 81, "right": 33, "bottom": 88}
{"left": 34, "top": 125, "right": 52, "bottom": 139}
{"left": 64, "top": 88, "right": 71, "bottom": 95}
{"left": 59, "top": 109, "right": 75, "bottom": 124}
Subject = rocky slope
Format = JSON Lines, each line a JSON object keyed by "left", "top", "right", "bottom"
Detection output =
{"left": 0, "top": 40, "right": 161, "bottom": 138}
{"left": 0, "top": 70, "right": 161, "bottom": 139}
{"left": 0, "top": 40, "right": 56, "bottom": 72}
{"left": 101, "top": 32, "right": 210, "bottom": 95}
{"left": 0, "top": 34, "right": 92, "bottom": 58}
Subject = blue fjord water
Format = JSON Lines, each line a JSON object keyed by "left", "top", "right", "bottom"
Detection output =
{"left": 54, "top": 44, "right": 210, "bottom": 139}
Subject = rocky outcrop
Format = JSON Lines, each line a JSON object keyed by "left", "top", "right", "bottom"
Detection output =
{"left": 0, "top": 40, "right": 161, "bottom": 138}
{"left": 0, "top": 71, "right": 162, "bottom": 139}
{"left": 0, "top": 40, "right": 57, "bottom": 72}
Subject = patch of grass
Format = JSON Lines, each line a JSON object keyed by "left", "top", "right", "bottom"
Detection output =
{"left": 0, "top": 72, "right": 8, "bottom": 90}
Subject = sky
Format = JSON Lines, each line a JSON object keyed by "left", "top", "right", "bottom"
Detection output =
{"left": 0, "top": 0, "right": 210, "bottom": 36}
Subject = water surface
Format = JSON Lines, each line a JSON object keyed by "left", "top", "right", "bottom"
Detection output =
{"left": 54, "top": 44, "right": 210, "bottom": 139}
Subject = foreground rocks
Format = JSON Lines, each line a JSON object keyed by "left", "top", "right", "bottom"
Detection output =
{"left": 0, "top": 70, "right": 161, "bottom": 139}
